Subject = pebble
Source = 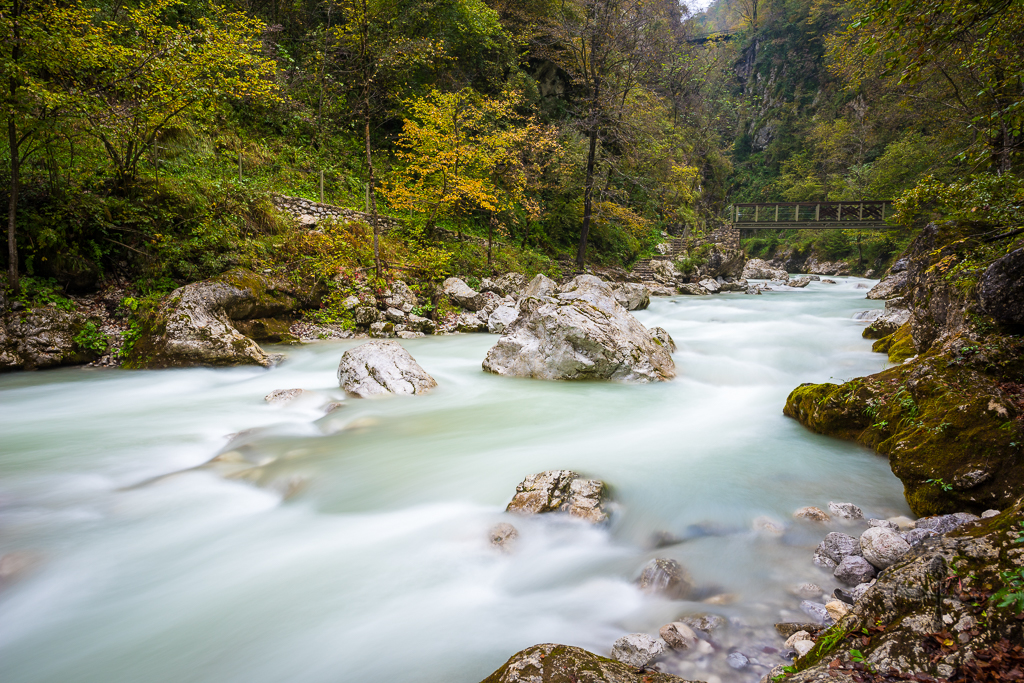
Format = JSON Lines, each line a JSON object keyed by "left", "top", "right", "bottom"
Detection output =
{"left": 794, "top": 506, "right": 831, "bottom": 522}
{"left": 981, "top": 509, "right": 1001, "bottom": 518}
{"left": 790, "top": 583, "right": 824, "bottom": 600}
{"left": 726, "top": 652, "right": 749, "bottom": 669}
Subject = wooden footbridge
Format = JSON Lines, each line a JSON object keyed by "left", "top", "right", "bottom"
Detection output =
{"left": 730, "top": 201, "right": 893, "bottom": 229}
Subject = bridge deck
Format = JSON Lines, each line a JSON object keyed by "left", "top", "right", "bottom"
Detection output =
{"left": 731, "top": 201, "right": 893, "bottom": 229}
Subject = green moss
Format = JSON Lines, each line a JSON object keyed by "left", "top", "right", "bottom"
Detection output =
{"left": 872, "top": 323, "right": 916, "bottom": 363}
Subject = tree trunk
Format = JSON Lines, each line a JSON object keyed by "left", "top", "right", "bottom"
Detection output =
{"left": 365, "top": 115, "right": 381, "bottom": 280}
{"left": 576, "top": 126, "right": 598, "bottom": 269}
{"left": 7, "top": 0, "right": 21, "bottom": 295}
{"left": 7, "top": 118, "right": 19, "bottom": 295}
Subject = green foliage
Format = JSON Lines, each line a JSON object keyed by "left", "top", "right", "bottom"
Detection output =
{"left": 73, "top": 321, "right": 109, "bottom": 354}
{"left": 892, "top": 174, "right": 1024, "bottom": 227}
{"left": 13, "top": 277, "right": 75, "bottom": 311}
{"left": 926, "top": 478, "right": 954, "bottom": 493}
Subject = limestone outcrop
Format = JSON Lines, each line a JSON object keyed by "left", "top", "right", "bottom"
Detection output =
{"left": 0, "top": 307, "right": 100, "bottom": 371}
{"left": 336, "top": 340, "right": 437, "bottom": 397}
{"left": 482, "top": 275, "right": 675, "bottom": 383}
{"left": 124, "top": 269, "right": 297, "bottom": 369}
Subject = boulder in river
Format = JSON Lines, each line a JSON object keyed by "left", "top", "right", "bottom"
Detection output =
{"left": 336, "top": 340, "right": 437, "bottom": 398}
{"left": 862, "top": 299, "right": 911, "bottom": 339}
{"left": 659, "top": 622, "right": 698, "bottom": 651}
{"left": 794, "top": 506, "right": 831, "bottom": 522}
{"left": 828, "top": 502, "right": 864, "bottom": 519}
{"left": 489, "top": 523, "right": 518, "bottom": 552}
{"left": 677, "top": 282, "right": 709, "bottom": 296}
{"left": 478, "top": 643, "right": 689, "bottom": 683}
{"left": 442, "top": 277, "right": 485, "bottom": 311}
{"left": 867, "top": 270, "right": 909, "bottom": 300}
{"left": 742, "top": 258, "right": 788, "bottom": 280}
{"left": 123, "top": 269, "right": 296, "bottom": 369}
{"left": 506, "top": 470, "right": 608, "bottom": 524}
{"left": 610, "top": 633, "right": 666, "bottom": 669}
{"left": 481, "top": 275, "right": 675, "bottom": 383}
{"left": 816, "top": 532, "right": 863, "bottom": 565}
{"left": 638, "top": 558, "right": 695, "bottom": 599}
{"left": 264, "top": 388, "right": 305, "bottom": 404}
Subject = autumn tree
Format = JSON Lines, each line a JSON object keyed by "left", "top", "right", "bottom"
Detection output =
{"left": 384, "top": 88, "right": 539, "bottom": 246}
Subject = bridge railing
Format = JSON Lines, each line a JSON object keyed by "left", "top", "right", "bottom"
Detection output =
{"left": 729, "top": 201, "right": 893, "bottom": 229}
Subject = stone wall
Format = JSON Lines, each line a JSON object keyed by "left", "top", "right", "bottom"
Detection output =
{"left": 271, "top": 194, "right": 404, "bottom": 231}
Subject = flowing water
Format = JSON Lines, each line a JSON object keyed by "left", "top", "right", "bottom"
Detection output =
{"left": 0, "top": 278, "right": 910, "bottom": 683}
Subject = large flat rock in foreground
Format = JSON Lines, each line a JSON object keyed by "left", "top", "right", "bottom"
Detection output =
{"left": 482, "top": 275, "right": 675, "bottom": 382}
{"left": 479, "top": 643, "right": 694, "bottom": 683}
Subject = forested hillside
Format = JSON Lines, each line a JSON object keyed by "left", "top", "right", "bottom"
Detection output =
{"left": 1, "top": 0, "right": 1021, "bottom": 303}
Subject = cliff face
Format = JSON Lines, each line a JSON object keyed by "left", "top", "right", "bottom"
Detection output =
{"left": 784, "top": 223, "right": 1024, "bottom": 516}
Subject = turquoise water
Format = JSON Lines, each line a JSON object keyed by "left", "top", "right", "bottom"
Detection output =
{"left": 0, "top": 277, "right": 907, "bottom": 683}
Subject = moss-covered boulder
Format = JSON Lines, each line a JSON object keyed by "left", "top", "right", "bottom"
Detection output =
{"left": 785, "top": 338, "right": 1024, "bottom": 516}
{"left": 781, "top": 502, "right": 1024, "bottom": 682}
{"left": 479, "top": 643, "right": 693, "bottom": 683}
{"left": 124, "top": 269, "right": 298, "bottom": 369}
{"left": 0, "top": 307, "right": 100, "bottom": 371}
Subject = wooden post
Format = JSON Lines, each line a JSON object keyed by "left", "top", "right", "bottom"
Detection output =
{"left": 838, "top": 204, "right": 842, "bottom": 222}
{"left": 795, "top": 204, "right": 799, "bottom": 222}
{"left": 859, "top": 202, "right": 863, "bottom": 220}
{"left": 320, "top": 170, "right": 324, "bottom": 204}
{"left": 365, "top": 184, "right": 370, "bottom": 213}
{"left": 881, "top": 202, "right": 886, "bottom": 222}
{"left": 755, "top": 205, "right": 759, "bottom": 222}
{"left": 815, "top": 204, "right": 820, "bottom": 221}
{"left": 238, "top": 150, "right": 242, "bottom": 182}
{"left": 775, "top": 204, "right": 779, "bottom": 222}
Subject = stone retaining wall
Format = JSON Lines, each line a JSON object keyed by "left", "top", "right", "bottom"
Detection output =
{"left": 271, "top": 194, "right": 404, "bottom": 231}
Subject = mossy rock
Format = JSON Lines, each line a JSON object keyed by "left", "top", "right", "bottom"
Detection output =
{"left": 233, "top": 317, "right": 297, "bottom": 343}
{"left": 784, "top": 343, "right": 1024, "bottom": 516}
{"left": 479, "top": 643, "right": 694, "bottom": 683}
{"left": 871, "top": 323, "right": 916, "bottom": 363}
{"left": 124, "top": 268, "right": 299, "bottom": 369}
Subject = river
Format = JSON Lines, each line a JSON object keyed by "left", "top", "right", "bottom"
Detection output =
{"left": 0, "top": 278, "right": 910, "bottom": 683}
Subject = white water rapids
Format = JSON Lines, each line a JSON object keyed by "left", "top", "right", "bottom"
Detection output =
{"left": 0, "top": 277, "right": 911, "bottom": 683}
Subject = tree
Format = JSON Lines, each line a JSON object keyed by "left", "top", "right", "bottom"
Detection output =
{"left": 332, "top": 0, "right": 441, "bottom": 279}
{"left": 46, "top": 0, "right": 278, "bottom": 192}
{"left": 542, "top": 0, "right": 678, "bottom": 268}
{"left": 0, "top": 0, "right": 88, "bottom": 294}
{"left": 383, "top": 87, "right": 539, "bottom": 245}
{"left": 833, "top": 0, "right": 1024, "bottom": 171}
